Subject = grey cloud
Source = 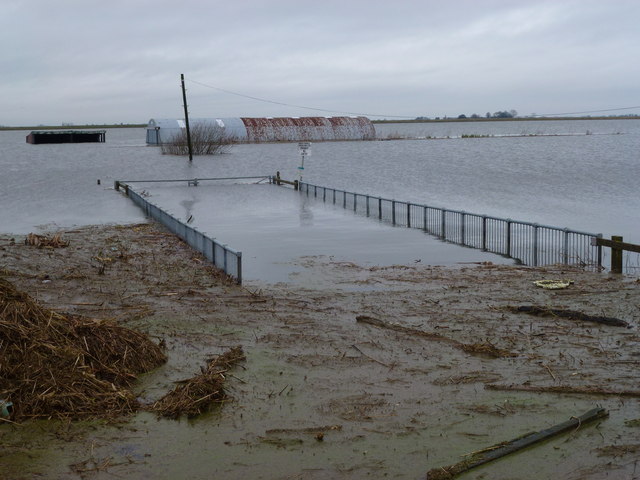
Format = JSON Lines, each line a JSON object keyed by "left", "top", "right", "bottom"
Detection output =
{"left": 2, "top": 0, "right": 639, "bottom": 125}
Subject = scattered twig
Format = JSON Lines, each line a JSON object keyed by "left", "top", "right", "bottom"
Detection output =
{"left": 351, "top": 344, "right": 392, "bottom": 368}
{"left": 542, "top": 363, "right": 557, "bottom": 381}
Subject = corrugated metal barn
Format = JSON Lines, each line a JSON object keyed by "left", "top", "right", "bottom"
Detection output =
{"left": 146, "top": 116, "right": 375, "bottom": 144}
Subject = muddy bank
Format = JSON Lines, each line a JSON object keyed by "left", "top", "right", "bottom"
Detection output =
{"left": 1, "top": 223, "right": 639, "bottom": 479}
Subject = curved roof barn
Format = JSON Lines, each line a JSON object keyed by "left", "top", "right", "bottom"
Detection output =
{"left": 146, "top": 116, "right": 375, "bottom": 144}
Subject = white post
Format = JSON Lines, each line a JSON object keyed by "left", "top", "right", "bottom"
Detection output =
{"left": 297, "top": 142, "right": 311, "bottom": 182}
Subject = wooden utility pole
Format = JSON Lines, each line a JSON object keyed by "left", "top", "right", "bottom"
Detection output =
{"left": 180, "top": 73, "right": 193, "bottom": 162}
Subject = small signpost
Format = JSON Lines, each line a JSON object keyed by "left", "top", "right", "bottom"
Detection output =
{"left": 297, "top": 142, "right": 311, "bottom": 181}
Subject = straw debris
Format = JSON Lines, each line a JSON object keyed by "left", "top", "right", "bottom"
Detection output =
{"left": 151, "top": 346, "right": 245, "bottom": 419}
{"left": 0, "top": 277, "right": 166, "bottom": 421}
{"left": 25, "top": 232, "right": 69, "bottom": 248}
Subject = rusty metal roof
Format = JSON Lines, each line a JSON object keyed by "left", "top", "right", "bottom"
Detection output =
{"left": 146, "top": 116, "right": 375, "bottom": 144}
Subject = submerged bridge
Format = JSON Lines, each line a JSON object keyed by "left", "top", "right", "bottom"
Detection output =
{"left": 115, "top": 176, "right": 637, "bottom": 284}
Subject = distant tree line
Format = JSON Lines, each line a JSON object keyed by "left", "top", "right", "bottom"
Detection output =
{"left": 415, "top": 110, "right": 518, "bottom": 121}
{"left": 459, "top": 110, "right": 518, "bottom": 119}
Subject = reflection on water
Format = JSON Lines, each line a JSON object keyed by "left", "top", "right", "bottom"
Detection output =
{"left": 299, "top": 196, "right": 314, "bottom": 227}
{"left": 179, "top": 193, "right": 199, "bottom": 224}
{"left": 141, "top": 184, "right": 511, "bottom": 283}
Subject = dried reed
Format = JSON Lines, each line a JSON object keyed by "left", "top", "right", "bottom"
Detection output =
{"left": 151, "top": 346, "right": 245, "bottom": 419}
{"left": 0, "top": 278, "right": 166, "bottom": 421}
{"left": 25, "top": 232, "right": 69, "bottom": 248}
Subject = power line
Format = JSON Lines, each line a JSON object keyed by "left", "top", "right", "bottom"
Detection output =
{"left": 186, "top": 77, "right": 640, "bottom": 119}
{"left": 535, "top": 105, "right": 640, "bottom": 117}
{"left": 187, "top": 78, "right": 415, "bottom": 119}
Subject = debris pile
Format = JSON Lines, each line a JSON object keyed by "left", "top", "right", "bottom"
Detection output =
{"left": 152, "top": 346, "right": 245, "bottom": 419}
{"left": 24, "top": 232, "right": 69, "bottom": 248}
{"left": 0, "top": 278, "right": 166, "bottom": 421}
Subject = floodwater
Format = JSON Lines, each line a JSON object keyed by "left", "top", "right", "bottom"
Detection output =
{"left": 143, "top": 183, "right": 512, "bottom": 284}
{"left": 2, "top": 122, "right": 640, "bottom": 479}
{"left": 1, "top": 119, "right": 639, "bottom": 282}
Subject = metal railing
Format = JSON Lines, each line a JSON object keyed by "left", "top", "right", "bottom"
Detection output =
{"left": 299, "top": 181, "right": 603, "bottom": 270}
{"left": 115, "top": 175, "right": 273, "bottom": 187}
{"left": 114, "top": 177, "right": 274, "bottom": 284}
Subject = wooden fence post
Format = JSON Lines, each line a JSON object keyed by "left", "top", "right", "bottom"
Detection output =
{"left": 611, "top": 235, "right": 623, "bottom": 274}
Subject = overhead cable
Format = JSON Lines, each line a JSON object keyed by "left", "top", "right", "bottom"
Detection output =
{"left": 187, "top": 78, "right": 415, "bottom": 119}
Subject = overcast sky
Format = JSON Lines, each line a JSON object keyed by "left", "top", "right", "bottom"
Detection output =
{"left": 2, "top": 0, "right": 639, "bottom": 126}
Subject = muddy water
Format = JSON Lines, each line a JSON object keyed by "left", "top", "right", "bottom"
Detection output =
{"left": 4, "top": 348, "right": 635, "bottom": 480}
{"left": 2, "top": 223, "right": 639, "bottom": 480}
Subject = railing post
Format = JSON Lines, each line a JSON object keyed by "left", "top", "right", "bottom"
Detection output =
{"left": 343, "top": 191, "right": 347, "bottom": 209}
{"left": 440, "top": 209, "right": 446, "bottom": 239}
{"left": 482, "top": 215, "right": 487, "bottom": 251}
{"left": 407, "top": 203, "right": 411, "bottom": 228}
{"left": 532, "top": 224, "right": 539, "bottom": 266}
{"left": 366, "top": 195, "right": 370, "bottom": 217}
{"left": 611, "top": 235, "right": 623, "bottom": 273}
{"left": 323, "top": 187, "right": 326, "bottom": 202}
{"left": 423, "top": 206, "right": 428, "bottom": 232}
{"left": 460, "top": 212, "right": 466, "bottom": 245}
{"left": 378, "top": 197, "right": 382, "bottom": 219}
{"left": 506, "top": 220, "right": 512, "bottom": 257}
{"left": 392, "top": 200, "right": 396, "bottom": 225}
{"left": 354, "top": 194, "right": 357, "bottom": 212}
{"left": 236, "top": 252, "right": 242, "bottom": 285}
{"left": 563, "top": 228, "right": 569, "bottom": 264}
